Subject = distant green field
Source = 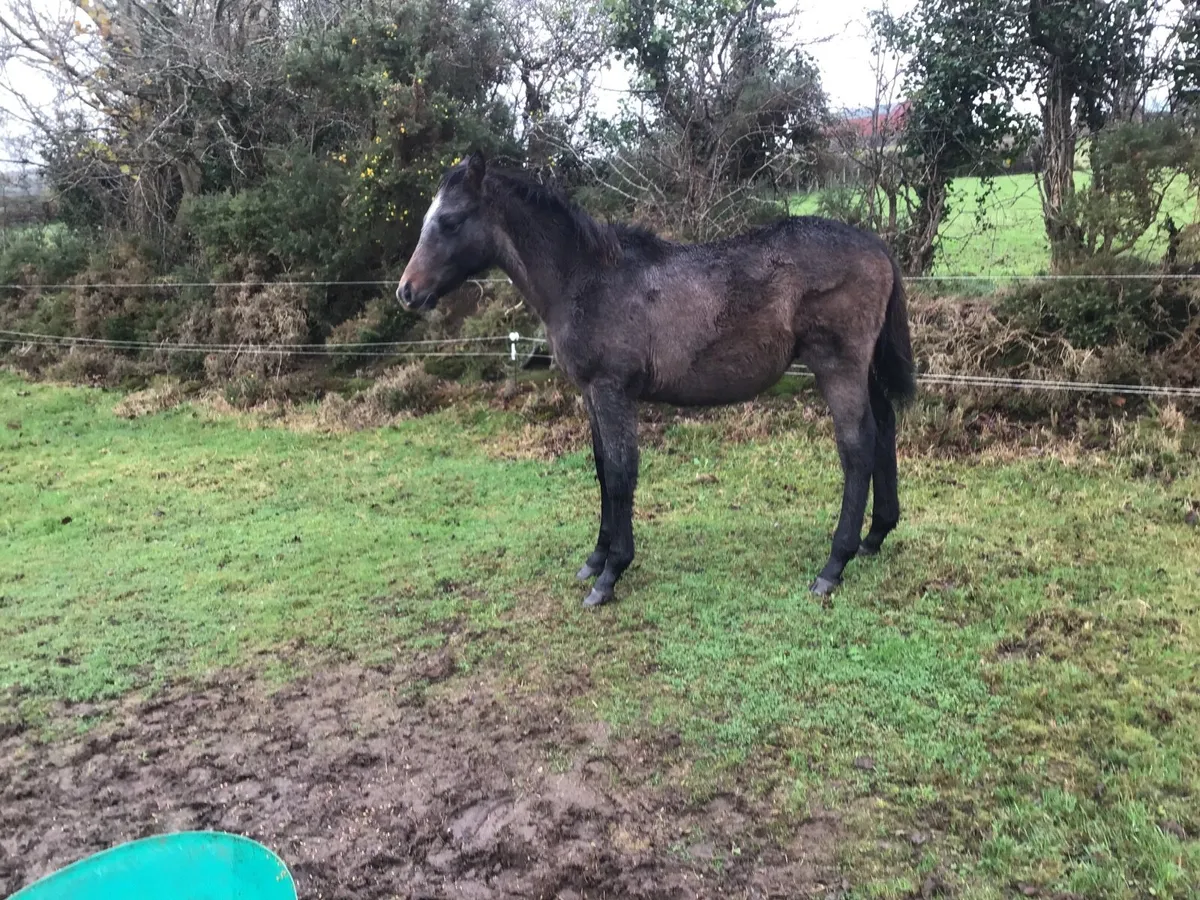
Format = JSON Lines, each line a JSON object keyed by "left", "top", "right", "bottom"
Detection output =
{"left": 790, "top": 173, "right": 1198, "bottom": 277}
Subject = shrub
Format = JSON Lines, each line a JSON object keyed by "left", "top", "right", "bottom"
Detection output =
{"left": 0, "top": 225, "right": 91, "bottom": 339}
{"left": 70, "top": 240, "right": 158, "bottom": 339}
{"left": 0, "top": 290, "right": 74, "bottom": 337}
{"left": 180, "top": 273, "right": 312, "bottom": 380}
{"left": 407, "top": 283, "right": 537, "bottom": 382}
{"left": 327, "top": 294, "right": 419, "bottom": 370}
{"left": 114, "top": 380, "right": 186, "bottom": 419}
{"left": 905, "top": 290, "right": 1199, "bottom": 421}
{"left": 363, "top": 363, "right": 441, "bottom": 415}
{"left": 815, "top": 186, "right": 869, "bottom": 229}
{"left": 45, "top": 347, "right": 142, "bottom": 387}
{"left": 223, "top": 374, "right": 270, "bottom": 409}
{"left": 0, "top": 223, "right": 90, "bottom": 289}
{"left": 999, "top": 256, "right": 1200, "bottom": 352}
{"left": 180, "top": 155, "right": 350, "bottom": 279}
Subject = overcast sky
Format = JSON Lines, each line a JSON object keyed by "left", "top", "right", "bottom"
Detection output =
{"left": 797, "top": 0, "right": 918, "bottom": 108}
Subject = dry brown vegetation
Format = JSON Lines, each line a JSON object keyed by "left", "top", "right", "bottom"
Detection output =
{"left": 113, "top": 380, "right": 187, "bottom": 419}
{"left": 912, "top": 289, "right": 1199, "bottom": 392}
{"left": 7, "top": 287, "right": 1197, "bottom": 476}
{"left": 93, "top": 369, "right": 1194, "bottom": 483}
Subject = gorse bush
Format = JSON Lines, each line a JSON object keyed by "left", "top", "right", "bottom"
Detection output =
{"left": 1000, "top": 256, "right": 1200, "bottom": 351}
{"left": 327, "top": 295, "right": 420, "bottom": 371}
{"left": 0, "top": 225, "right": 92, "bottom": 339}
{"left": 180, "top": 154, "right": 356, "bottom": 282}
{"left": 364, "top": 363, "right": 442, "bottom": 415}
{"left": 0, "top": 224, "right": 90, "bottom": 289}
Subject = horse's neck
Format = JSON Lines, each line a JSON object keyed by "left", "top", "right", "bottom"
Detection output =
{"left": 490, "top": 201, "right": 583, "bottom": 325}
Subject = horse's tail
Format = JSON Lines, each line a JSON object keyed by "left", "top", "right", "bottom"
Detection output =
{"left": 872, "top": 253, "right": 917, "bottom": 409}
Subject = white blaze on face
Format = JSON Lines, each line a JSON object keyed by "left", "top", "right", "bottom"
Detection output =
{"left": 420, "top": 190, "right": 444, "bottom": 240}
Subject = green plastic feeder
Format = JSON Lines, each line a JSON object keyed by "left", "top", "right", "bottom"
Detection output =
{"left": 9, "top": 832, "right": 296, "bottom": 900}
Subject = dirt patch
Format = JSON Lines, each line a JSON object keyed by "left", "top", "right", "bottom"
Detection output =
{"left": 994, "top": 607, "right": 1101, "bottom": 662}
{"left": 0, "top": 662, "right": 843, "bottom": 899}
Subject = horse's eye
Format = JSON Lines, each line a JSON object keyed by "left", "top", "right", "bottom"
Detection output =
{"left": 440, "top": 216, "right": 463, "bottom": 235}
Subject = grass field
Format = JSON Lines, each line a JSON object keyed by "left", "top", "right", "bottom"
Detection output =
{"left": 2, "top": 372, "right": 1199, "bottom": 898}
{"left": 790, "top": 173, "right": 1199, "bottom": 277}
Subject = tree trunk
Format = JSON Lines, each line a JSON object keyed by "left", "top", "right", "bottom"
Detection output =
{"left": 520, "top": 70, "right": 551, "bottom": 169}
{"left": 901, "top": 176, "right": 946, "bottom": 276}
{"left": 1038, "top": 58, "right": 1084, "bottom": 270}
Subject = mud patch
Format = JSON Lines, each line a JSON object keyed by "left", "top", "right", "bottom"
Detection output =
{"left": 0, "top": 664, "right": 842, "bottom": 899}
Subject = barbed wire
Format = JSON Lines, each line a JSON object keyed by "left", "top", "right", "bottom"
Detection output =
{"left": 0, "top": 337, "right": 516, "bottom": 359}
{"left": 782, "top": 366, "right": 1200, "bottom": 397}
{"left": 4, "top": 328, "right": 1198, "bottom": 398}
{"left": 904, "top": 373, "right": 1198, "bottom": 398}
{"left": 0, "top": 329, "right": 522, "bottom": 351}
{"left": 0, "top": 273, "right": 1198, "bottom": 291}
{"left": 0, "top": 278, "right": 512, "bottom": 290}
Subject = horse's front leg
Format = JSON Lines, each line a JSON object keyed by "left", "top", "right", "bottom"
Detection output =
{"left": 582, "top": 383, "right": 639, "bottom": 608}
{"left": 577, "top": 396, "right": 612, "bottom": 580}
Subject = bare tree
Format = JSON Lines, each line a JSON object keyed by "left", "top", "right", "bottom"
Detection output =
{"left": 597, "top": 0, "right": 828, "bottom": 239}
{"left": 820, "top": 18, "right": 909, "bottom": 244}
{"left": 0, "top": 0, "right": 299, "bottom": 241}
{"left": 496, "top": 0, "right": 612, "bottom": 167}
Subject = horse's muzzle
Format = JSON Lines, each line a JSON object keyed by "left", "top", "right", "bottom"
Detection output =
{"left": 396, "top": 280, "right": 437, "bottom": 311}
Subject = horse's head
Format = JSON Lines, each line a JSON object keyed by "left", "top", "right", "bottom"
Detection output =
{"left": 397, "top": 151, "right": 493, "bottom": 311}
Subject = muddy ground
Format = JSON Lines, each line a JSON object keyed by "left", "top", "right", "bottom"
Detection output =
{"left": 0, "top": 656, "right": 844, "bottom": 899}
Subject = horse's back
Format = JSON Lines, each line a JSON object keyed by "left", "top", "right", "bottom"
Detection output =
{"left": 619, "top": 214, "right": 896, "bottom": 404}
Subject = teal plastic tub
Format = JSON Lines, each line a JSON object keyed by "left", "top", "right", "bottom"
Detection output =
{"left": 9, "top": 832, "right": 296, "bottom": 900}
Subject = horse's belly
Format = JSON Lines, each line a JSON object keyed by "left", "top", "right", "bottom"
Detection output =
{"left": 644, "top": 356, "right": 791, "bottom": 407}
{"left": 640, "top": 296, "right": 796, "bottom": 406}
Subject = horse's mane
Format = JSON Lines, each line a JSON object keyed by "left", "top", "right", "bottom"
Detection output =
{"left": 458, "top": 166, "right": 625, "bottom": 265}
{"left": 612, "top": 222, "right": 672, "bottom": 258}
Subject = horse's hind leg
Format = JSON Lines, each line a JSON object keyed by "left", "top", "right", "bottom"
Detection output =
{"left": 582, "top": 383, "right": 639, "bottom": 608}
{"left": 810, "top": 362, "right": 876, "bottom": 596}
{"left": 859, "top": 373, "right": 899, "bottom": 557}
{"left": 578, "top": 397, "right": 613, "bottom": 580}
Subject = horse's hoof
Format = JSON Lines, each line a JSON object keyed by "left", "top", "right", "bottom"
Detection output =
{"left": 809, "top": 576, "right": 839, "bottom": 597}
{"left": 857, "top": 543, "right": 880, "bottom": 558}
{"left": 577, "top": 563, "right": 602, "bottom": 581}
{"left": 583, "top": 587, "right": 613, "bottom": 608}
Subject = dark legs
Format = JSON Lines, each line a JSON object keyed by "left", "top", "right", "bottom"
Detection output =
{"left": 572, "top": 367, "right": 898, "bottom": 604}
{"left": 577, "top": 397, "right": 612, "bottom": 580}
{"left": 810, "top": 364, "right": 877, "bottom": 596}
{"left": 578, "top": 384, "right": 639, "bottom": 607}
{"left": 859, "top": 374, "right": 900, "bottom": 557}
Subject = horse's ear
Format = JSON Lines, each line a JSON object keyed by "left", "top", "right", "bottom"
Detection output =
{"left": 466, "top": 150, "right": 486, "bottom": 192}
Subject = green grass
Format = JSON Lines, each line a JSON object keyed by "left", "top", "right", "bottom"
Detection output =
{"left": 790, "top": 172, "right": 1199, "bottom": 277}
{"left": 2, "top": 372, "right": 1199, "bottom": 898}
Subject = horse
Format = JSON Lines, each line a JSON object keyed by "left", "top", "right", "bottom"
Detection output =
{"left": 398, "top": 152, "right": 916, "bottom": 607}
